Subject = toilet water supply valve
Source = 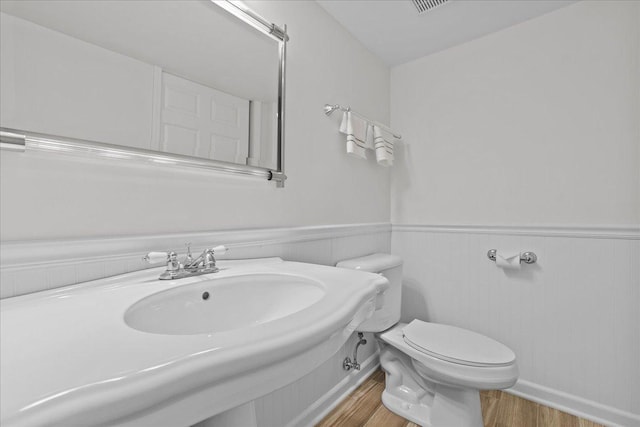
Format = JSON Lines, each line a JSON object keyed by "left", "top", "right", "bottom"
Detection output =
{"left": 343, "top": 332, "right": 367, "bottom": 371}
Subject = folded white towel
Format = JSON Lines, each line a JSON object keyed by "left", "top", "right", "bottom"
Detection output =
{"left": 373, "top": 125, "right": 394, "bottom": 167}
{"left": 339, "top": 112, "right": 368, "bottom": 159}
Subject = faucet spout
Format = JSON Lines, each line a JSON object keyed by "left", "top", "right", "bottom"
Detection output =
{"left": 144, "top": 245, "right": 227, "bottom": 280}
{"left": 184, "top": 249, "right": 217, "bottom": 271}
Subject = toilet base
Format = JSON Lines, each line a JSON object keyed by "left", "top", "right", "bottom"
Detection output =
{"left": 380, "top": 343, "right": 483, "bottom": 427}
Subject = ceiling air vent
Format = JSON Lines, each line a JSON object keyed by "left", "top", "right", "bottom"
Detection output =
{"left": 411, "top": 0, "right": 449, "bottom": 14}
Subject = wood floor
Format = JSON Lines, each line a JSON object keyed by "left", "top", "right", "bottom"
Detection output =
{"left": 317, "top": 370, "right": 604, "bottom": 427}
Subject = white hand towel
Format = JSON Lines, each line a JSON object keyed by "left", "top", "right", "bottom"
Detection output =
{"left": 373, "top": 125, "right": 394, "bottom": 167}
{"left": 365, "top": 124, "right": 375, "bottom": 150}
{"left": 339, "top": 112, "right": 367, "bottom": 159}
{"left": 339, "top": 111, "right": 348, "bottom": 134}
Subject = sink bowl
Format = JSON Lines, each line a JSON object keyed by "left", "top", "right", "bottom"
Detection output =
{"left": 124, "top": 273, "right": 325, "bottom": 335}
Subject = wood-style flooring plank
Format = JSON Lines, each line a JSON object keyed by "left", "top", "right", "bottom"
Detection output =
{"left": 316, "top": 380, "right": 383, "bottom": 427}
{"left": 494, "top": 390, "right": 524, "bottom": 427}
{"left": 537, "top": 402, "right": 561, "bottom": 427}
{"left": 557, "top": 410, "right": 581, "bottom": 427}
{"left": 480, "top": 393, "right": 500, "bottom": 427}
{"left": 483, "top": 389, "right": 502, "bottom": 400}
{"left": 362, "top": 404, "right": 408, "bottom": 427}
{"left": 370, "top": 370, "right": 385, "bottom": 384}
{"left": 513, "top": 392, "right": 538, "bottom": 427}
{"left": 579, "top": 418, "right": 605, "bottom": 427}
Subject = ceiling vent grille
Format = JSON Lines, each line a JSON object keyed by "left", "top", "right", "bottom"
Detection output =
{"left": 411, "top": 0, "right": 449, "bottom": 14}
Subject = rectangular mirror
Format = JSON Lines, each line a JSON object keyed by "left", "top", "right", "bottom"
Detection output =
{"left": 0, "top": 0, "right": 287, "bottom": 185}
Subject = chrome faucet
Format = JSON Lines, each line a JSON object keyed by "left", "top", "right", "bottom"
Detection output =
{"left": 143, "top": 244, "right": 228, "bottom": 280}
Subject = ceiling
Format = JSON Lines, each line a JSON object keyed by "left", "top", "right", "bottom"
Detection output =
{"left": 316, "top": 0, "right": 577, "bottom": 66}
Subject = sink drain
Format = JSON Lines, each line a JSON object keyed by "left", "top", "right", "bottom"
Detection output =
{"left": 202, "top": 291, "right": 210, "bottom": 300}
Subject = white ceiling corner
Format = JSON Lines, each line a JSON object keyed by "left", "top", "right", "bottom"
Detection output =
{"left": 316, "top": 0, "right": 578, "bottom": 66}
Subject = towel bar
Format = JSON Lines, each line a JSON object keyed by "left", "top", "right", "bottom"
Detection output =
{"left": 323, "top": 103, "right": 402, "bottom": 139}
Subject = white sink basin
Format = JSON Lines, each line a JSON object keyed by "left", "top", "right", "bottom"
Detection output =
{"left": 125, "top": 274, "right": 325, "bottom": 335}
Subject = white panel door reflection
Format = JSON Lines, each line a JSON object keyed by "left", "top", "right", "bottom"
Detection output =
{"left": 160, "top": 72, "right": 249, "bottom": 164}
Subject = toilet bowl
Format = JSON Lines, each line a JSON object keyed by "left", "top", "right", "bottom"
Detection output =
{"left": 337, "top": 254, "right": 518, "bottom": 427}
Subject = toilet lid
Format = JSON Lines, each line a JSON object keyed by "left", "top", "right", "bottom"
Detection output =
{"left": 402, "top": 320, "right": 516, "bottom": 367}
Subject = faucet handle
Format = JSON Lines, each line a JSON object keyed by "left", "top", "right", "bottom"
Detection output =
{"left": 199, "top": 245, "right": 227, "bottom": 270}
{"left": 143, "top": 251, "right": 170, "bottom": 264}
{"left": 211, "top": 245, "right": 228, "bottom": 255}
{"left": 184, "top": 243, "right": 194, "bottom": 264}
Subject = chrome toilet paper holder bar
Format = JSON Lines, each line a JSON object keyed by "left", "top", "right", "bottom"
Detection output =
{"left": 487, "top": 249, "right": 537, "bottom": 264}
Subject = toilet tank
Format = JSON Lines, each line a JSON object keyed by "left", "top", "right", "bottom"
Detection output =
{"left": 336, "top": 253, "right": 403, "bottom": 332}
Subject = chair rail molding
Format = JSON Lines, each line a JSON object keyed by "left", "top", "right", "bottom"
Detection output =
{"left": 1, "top": 223, "right": 391, "bottom": 268}
{"left": 392, "top": 224, "right": 640, "bottom": 240}
{"left": 0, "top": 222, "right": 392, "bottom": 298}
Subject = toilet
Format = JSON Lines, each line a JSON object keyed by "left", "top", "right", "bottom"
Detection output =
{"left": 336, "top": 254, "right": 518, "bottom": 427}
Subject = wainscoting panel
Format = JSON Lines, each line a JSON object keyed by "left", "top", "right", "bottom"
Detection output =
{"left": 391, "top": 225, "right": 640, "bottom": 427}
{"left": 254, "top": 334, "right": 379, "bottom": 427}
{"left": 0, "top": 223, "right": 390, "bottom": 298}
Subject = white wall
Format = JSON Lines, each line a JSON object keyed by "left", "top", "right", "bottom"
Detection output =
{"left": 391, "top": 0, "right": 639, "bottom": 226}
{"left": 0, "top": 0, "right": 391, "bottom": 241}
{"left": 390, "top": 2, "right": 640, "bottom": 425}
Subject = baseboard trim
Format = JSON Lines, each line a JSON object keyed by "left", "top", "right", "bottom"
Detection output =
{"left": 509, "top": 379, "right": 640, "bottom": 427}
{"left": 285, "top": 359, "right": 640, "bottom": 427}
{"left": 286, "top": 352, "right": 380, "bottom": 427}
{"left": 392, "top": 224, "right": 640, "bottom": 240}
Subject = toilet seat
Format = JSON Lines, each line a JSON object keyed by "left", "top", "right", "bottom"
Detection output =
{"left": 402, "top": 320, "right": 516, "bottom": 367}
{"left": 379, "top": 323, "right": 518, "bottom": 390}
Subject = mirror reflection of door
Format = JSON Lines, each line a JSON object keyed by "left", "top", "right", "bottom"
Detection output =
{"left": 158, "top": 71, "right": 250, "bottom": 164}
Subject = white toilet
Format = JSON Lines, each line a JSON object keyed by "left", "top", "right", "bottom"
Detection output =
{"left": 337, "top": 254, "right": 518, "bottom": 427}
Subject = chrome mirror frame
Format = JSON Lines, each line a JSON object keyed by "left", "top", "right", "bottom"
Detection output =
{"left": 0, "top": 0, "right": 288, "bottom": 187}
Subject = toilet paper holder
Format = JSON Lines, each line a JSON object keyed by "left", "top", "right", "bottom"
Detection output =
{"left": 487, "top": 249, "right": 537, "bottom": 264}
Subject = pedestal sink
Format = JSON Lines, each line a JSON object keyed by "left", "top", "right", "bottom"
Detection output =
{"left": 1, "top": 258, "right": 388, "bottom": 427}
